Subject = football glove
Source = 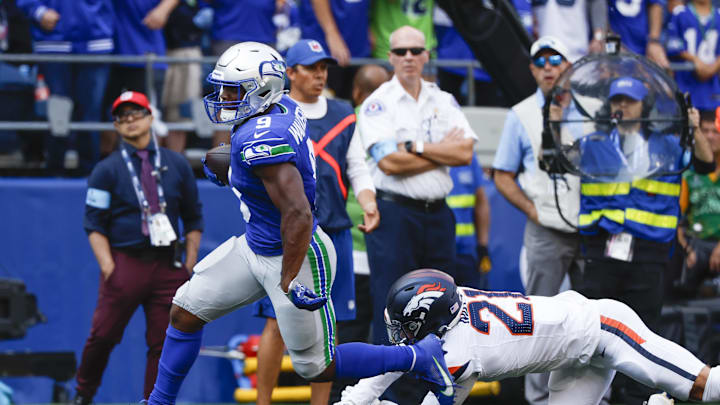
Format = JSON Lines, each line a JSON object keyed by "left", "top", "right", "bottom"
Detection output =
{"left": 286, "top": 279, "right": 327, "bottom": 311}
{"left": 202, "top": 157, "right": 225, "bottom": 187}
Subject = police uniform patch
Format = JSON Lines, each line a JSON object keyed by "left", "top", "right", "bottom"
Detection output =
{"left": 364, "top": 100, "right": 385, "bottom": 116}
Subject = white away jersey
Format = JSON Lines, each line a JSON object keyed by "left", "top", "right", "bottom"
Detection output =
{"left": 444, "top": 289, "right": 601, "bottom": 382}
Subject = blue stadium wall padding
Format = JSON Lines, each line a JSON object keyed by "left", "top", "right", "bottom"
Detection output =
{"left": 0, "top": 177, "right": 525, "bottom": 403}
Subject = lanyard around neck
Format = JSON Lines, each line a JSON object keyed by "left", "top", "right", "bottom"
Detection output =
{"left": 119, "top": 133, "right": 167, "bottom": 219}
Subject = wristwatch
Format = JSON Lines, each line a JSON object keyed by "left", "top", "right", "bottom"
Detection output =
{"left": 415, "top": 140, "right": 424, "bottom": 155}
{"left": 404, "top": 140, "right": 413, "bottom": 153}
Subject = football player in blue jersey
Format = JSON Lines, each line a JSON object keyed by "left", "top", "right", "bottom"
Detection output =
{"left": 146, "top": 42, "right": 454, "bottom": 405}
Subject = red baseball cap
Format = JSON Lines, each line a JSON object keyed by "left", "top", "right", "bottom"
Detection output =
{"left": 111, "top": 91, "right": 151, "bottom": 115}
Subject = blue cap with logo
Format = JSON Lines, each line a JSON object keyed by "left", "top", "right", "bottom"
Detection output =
{"left": 285, "top": 39, "right": 337, "bottom": 67}
{"left": 609, "top": 77, "right": 648, "bottom": 101}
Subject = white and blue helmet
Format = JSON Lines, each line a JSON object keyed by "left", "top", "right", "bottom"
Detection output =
{"left": 204, "top": 42, "right": 286, "bottom": 125}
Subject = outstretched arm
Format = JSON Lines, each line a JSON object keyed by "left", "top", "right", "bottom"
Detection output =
{"left": 255, "top": 162, "right": 313, "bottom": 293}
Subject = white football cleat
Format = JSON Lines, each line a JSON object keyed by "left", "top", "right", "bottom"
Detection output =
{"left": 644, "top": 392, "right": 674, "bottom": 405}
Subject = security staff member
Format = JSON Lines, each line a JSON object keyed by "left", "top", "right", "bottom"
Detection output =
{"left": 575, "top": 77, "right": 714, "bottom": 405}
{"left": 356, "top": 25, "right": 477, "bottom": 403}
{"left": 447, "top": 154, "right": 491, "bottom": 289}
{"left": 76, "top": 91, "right": 203, "bottom": 404}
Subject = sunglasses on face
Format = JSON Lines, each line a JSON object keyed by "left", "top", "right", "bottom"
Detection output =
{"left": 390, "top": 47, "right": 425, "bottom": 56}
{"left": 114, "top": 108, "right": 149, "bottom": 123}
{"left": 533, "top": 54, "right": 563, "bottom": 68}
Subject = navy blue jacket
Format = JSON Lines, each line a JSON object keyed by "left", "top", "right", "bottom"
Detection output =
{"left": 84, "top": 140, "right": 203, "bottom": 248}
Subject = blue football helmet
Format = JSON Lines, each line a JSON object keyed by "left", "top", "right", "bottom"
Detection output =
{"left": 204, "top": 42, "right": 286, "bottom": 125}
{"left": 384, "top": 269, "right": 463, "bottom": 345}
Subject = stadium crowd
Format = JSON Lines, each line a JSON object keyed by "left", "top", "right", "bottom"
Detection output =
{"left": 2, "top": 0, "right": 720, "bottom": 405}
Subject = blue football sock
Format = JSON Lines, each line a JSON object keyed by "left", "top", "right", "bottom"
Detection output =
{"left": 147, "top": 325, "right": 203, "bottom": 405}
{"left": 335, "top": 342, "right": 414, "bottom": 379}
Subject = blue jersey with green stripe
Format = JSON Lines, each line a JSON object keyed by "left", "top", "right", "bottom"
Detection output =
{"left": 229, "top": 95, "right": 318, "bottom": 256}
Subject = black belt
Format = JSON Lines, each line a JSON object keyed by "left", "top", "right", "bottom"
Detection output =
{"left": 376, "top": 189, "right": 446, "bottom": 213}
{"left": 114, "top": 245, "right": 174, "bottom": 262}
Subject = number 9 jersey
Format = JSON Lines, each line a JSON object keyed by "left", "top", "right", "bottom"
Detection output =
{"left": 229, "top": 95, "right": 318, "bottom": 256}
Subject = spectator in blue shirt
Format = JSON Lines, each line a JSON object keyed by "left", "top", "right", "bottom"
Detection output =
{"left": 608, "top": 0, "right": 669, "bottom": 68}
{"left": 298, "top": 0, "right": 371, "bottom": 99}
{"left": 101, "top": 0, "right": 177, "bottom": 151}
{"left": 209, "top": 0, "right": 279, "bottom": 146}
{"left": 666, "top": 0, "right": 720, "bottom": 111}
{"left": 17, "top": 0, "right": 114, "bottom": 175}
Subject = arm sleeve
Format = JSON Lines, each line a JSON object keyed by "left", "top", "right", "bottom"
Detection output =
{"left": 691, "top": 154, "right": 716, "bottom": 175}
{"left": 346, "top": 125, "right": 376, "bottom": 196}
{"left": 491, "top": 110, "right": 524, "bottom": 173}
{"left": 177, "top": 157, "right": 204, "bottom": 233}
{"left": 358, "top": 98, "right": 395, "bottom": 153}
{"left": 83, "top": 163, "right": 114, "bottom": 236}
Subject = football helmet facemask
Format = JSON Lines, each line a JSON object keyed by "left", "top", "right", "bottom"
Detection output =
{"left": 384, "top": 269, "right": 463, "bottom": 345}
{"left": 204, "top": 41, "right": 286, "bottom": 125}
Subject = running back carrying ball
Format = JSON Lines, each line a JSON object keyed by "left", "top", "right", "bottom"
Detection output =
{"left": 203, "top": 144, "right": 231, "bottom": 185}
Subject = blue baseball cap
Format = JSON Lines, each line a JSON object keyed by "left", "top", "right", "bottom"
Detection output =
{"left": 609, "top": 77, "right": 648, "bottom": 101}
{"left": 285, "top": 39, "right": 337, "bottom": 67}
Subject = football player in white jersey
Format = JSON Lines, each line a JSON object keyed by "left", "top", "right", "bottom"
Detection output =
{"left": 336, "top": 269, "right": 720, "bottom": 405}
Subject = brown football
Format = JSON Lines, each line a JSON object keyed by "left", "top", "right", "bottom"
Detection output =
{"left": 204, "top": 144, "right": 231, "bottom": 185}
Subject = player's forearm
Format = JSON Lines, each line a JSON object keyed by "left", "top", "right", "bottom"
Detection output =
{"left": 279, "top": 208, "right": 313, "bottom": 292}
{"left": 88, "top": 231, "right": 113, "bottom": 269}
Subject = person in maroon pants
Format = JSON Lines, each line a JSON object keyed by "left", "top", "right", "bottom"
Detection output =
{"left": 75, "top": 91, "right": 203, "bottom": 405}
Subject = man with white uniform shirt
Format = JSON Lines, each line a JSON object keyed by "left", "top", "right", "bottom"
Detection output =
{"left": 357, "top": 25, "right": 477, "bottom": 404}
{"left": 335, "top": 269, "right": 720, "bottom": 405}
{"left": 493, "top": 36, "right": 583, "bottom": 405}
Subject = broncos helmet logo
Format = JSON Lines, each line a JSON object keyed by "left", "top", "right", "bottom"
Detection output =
{"left": 403, "top": 283, "right": 447, "bottom": 318}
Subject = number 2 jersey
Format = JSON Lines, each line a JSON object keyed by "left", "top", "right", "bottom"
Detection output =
{"left": 229, "top": 95, "right": 318, "bottom": 256}
{"left": 341, "top": 289, "right": 603, "bottom": 404}
{"left": 444, "top": 288, "right": 601, "bottom": 382}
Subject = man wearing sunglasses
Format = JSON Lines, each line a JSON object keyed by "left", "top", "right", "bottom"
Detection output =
{"left": 357, "top": 25, "right": 478, "bottom": 404}
{"left": 76, "top": 91, "right": 203, "bottom": 404}
{"left": 492, "top": 36, "right": 584, "bottom": 405}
